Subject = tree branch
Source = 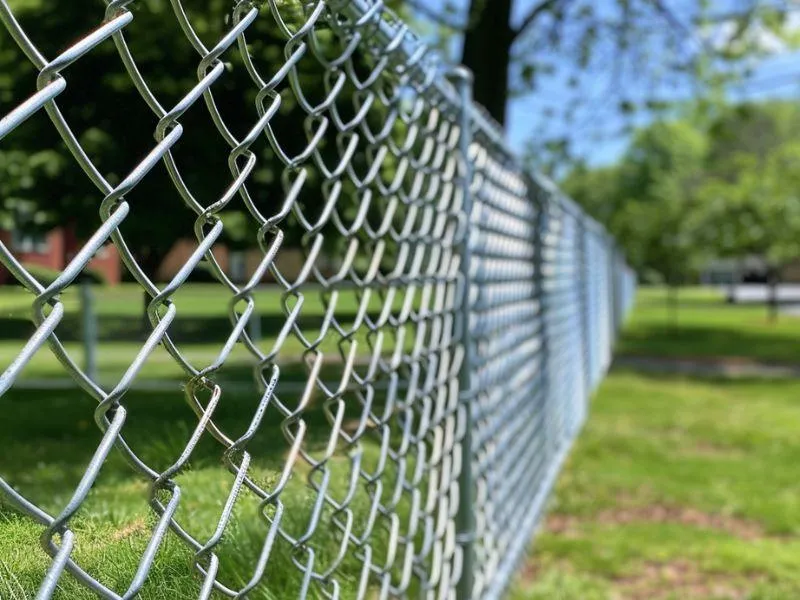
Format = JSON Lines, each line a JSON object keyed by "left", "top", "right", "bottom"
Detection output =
{"left": 404, "top": 0, "right": 467, "bottom": 30}
{"left": 513, "top": 0, "right": 562, "bottom": 39}
{"left": 652, "top": 0, "right": 694, "bottom": 37}
{"left": 693, "top": 4, "right": 779, "bottom": 25}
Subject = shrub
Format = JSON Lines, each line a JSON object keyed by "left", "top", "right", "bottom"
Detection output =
{"left": 14, "top": 263, "right": 108, "bottom": 286}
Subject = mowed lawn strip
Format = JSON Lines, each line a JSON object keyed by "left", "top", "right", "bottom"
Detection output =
{"left": 0, "top": 283, "right": 416, "bottom": 382}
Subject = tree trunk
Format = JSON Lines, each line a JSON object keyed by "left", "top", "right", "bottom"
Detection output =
{"left": 461, "top": 0, "right": 514, "bottom": 126}
{"left": 667, "top": 283, "right": 679, "bottom": 333}
{"left": 727, "top": 259, "right": 740, "bottom": 303}
{"left": 767, "top": 266, "right": 779, "bottom": 323}
{"left": 136, "top": 247, "right": 168, "bottom": 336}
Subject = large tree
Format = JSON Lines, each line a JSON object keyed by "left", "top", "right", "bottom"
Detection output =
{"left": 0, "top": 0, "right": 347, "bottom": 282}
{"left": 592, "top": 120, "right": 709, "bottom": 283}
{"left": 565, "top": 100, "right": 800, "bottom": 319}
{"left": 407, "top": 0, "right": 799, "bottom": 163}
{"left": 696, "top": 109, "right": 800, "bottom": 319}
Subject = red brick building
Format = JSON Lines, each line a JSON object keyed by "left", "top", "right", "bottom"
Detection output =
{"left": 0, "top": 226, "right": 122, "bottom": 285}
{"left": 1, "top": 226, "right": 333, "bottom": 286}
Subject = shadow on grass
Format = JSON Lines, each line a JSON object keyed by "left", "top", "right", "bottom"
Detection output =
{"left": 618, "top": 323, "right": 800, "bottom": 364}
{"left": 635, "top": 295, "right": 726, "bottom": 309}
{"left": 0, "top": 313, "right": 371, "bottom": 344}
{"left": 609, "top": 365, "right": 800, "bottom": 389}
{"left": 0, "top": 368, "right": 416, "bottom": 599}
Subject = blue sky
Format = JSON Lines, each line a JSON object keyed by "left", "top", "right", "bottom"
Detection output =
{"left": 410, "top": 0, "right": 800, "bottom": 167}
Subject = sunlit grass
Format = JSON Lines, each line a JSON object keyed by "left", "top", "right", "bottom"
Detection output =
{"left": 511, "top": 371, "right": 800, "bottom": 599}
{"left": 0, "top": 382, "right": 409, "bottom": 598}
{"left": 512, "top": 287, "right": 800, "bottom": 599}
{"left": 0, "top": 283, "right": 417, "bottom": 383}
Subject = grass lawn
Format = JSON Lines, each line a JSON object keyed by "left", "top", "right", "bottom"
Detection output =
{"left": 0, "top": 285, "right": 434, "bottom": 600}
{"left": 7, "top": 284, "right": 800, "bottom": 598}
{"left": 619, "top": 286, "right": 800, "bottom": 364}
{"left": 0, "top": 283, "right": 336, "bottom": 319}
{"left": 0, "top": 283, "right": 429, "bottom": 597}
{"left": 0, "top": 374, "right": 411, "bottom": 599}
{"left": 0, "top": 283, "right": 415, "bottom": 382}
{"left": 512, "top": 287, "right": 800, "bottom": 599}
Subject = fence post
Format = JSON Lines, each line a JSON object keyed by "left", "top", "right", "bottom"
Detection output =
{"left": 80, "top": 278, "right": 97, "bottom": 381}
{"left": 608, "top": 241, "right": 617, "bottom": 353}
{"left": 451, "top": 65, "right": 475, "bottom": 600}
{"left": 612, "top": 246, "right": 621, "bottom": 339}
{"left": 532, "top": 187, "right": 552, "bottom": 465}
{"left": 577, "top": 217, "right": 591, "bottom": 406}
{"left": 248, "top": 306, "right": 262, "bottom": 344}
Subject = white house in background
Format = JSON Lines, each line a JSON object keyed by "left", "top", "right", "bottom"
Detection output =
{"left": 699, "top": 255, "right": 769, "bottom": 285}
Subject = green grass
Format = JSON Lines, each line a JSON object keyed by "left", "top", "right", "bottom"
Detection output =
{"left": 10, "top": 284, "right": 800, "bottom": 598}
{"left": 511, "top": 287, "right": 800, "bottom": 599}
{"left": 0, "top": 334, "right": 396, "bottom": 382}
{"left": 0, "top": 283, "right": 337, "bottom": 319}
{"left": 0, "top": 283, "right": 435, "bottom": 596}
{"left": 619, "top": 286, "right": 800, "bottom": 364}
{"left": 0, "top": 374, "right": 416, "bottom": 598}
{"left": 0, "top": 283, "right": 417, "bottom": 382}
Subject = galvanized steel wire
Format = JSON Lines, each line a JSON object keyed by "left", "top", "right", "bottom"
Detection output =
{"left": 0, "top": 0, "right": 636, "bottom": 598}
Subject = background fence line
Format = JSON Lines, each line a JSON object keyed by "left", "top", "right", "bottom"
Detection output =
{"left": 0, "top": 0, "right": 635, "bottom": 598}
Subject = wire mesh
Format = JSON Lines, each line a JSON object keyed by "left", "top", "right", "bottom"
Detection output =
{"left": 0, "top": 0, "right": 636, "bottom": 598}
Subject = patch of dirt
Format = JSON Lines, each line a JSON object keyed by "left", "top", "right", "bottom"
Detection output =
{"left": 516, "top": 559, "right": 541, "bottom": 583}
{"left": 613, "top": 355, "right": 800, "bottom": 378}
{"left": 341, "top": 417, "right": 379, "bottom": 436}
{"left": 112, "top": 517, "right": 148, "bottom": 541}
{"left": 613, "top": 559, "right": 762, "bottom": 600}
{"left": 516, "top": 557, "right": 762, "bottom": 599}
{"left": 689, "top": 441, "right": 745, "bottom": 458}
{"left": 546, "top": 505, "right": 765, "bottom": 540}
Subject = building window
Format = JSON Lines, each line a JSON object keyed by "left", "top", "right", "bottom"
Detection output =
{"left": 11, "top": 229, "right": 49, "bottom": 254}
{"left": 229, "top": 251, "right": 246, "bottom": 283}
{"left": 10, "top": 202, "right": 49, "bottom": 254}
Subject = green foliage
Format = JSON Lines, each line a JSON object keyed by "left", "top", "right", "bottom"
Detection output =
{"left": 564, "top": 101, "right": 800, "bottom": 280}
{"left": 18, "top": 262, "right": 108, "bottom": 286}
{"left": 564, "top": 120, "right": 709, "bottom": 282}
{"left": 0, "top": 1, "right": 395, "bottom": 277}
{"left": 698, "top": 140, "right": 800, "bottom": 265}
{"left": 2, "top": 1, "right": 292, "bottom": 268}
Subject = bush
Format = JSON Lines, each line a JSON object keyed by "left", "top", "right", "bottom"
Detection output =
{"left": 185, "top": 261, "right": 219, "bottom": 283}
{"left": 15, "top": 263, "right": 109, "bottom": 286}
{"left": 640, "top": 268, "right": 665, "bottom": 285}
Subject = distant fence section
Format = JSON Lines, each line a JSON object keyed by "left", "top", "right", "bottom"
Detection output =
{"left": 0, "top": 0, "right": 635, "bottom": 598}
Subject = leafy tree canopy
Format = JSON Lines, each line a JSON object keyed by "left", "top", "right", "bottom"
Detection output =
{"left": 0, "top": 0, "right": 368, "bottom": 277}
{"left": 406, "top": 0, "right": 800, "bottom": 170}
{"left": 563, "top": 101, "right": 800, "bottom": 283}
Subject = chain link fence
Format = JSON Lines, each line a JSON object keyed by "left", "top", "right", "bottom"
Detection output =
{"left": 0, "top": 0, "right": 636, "bottom": 598}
